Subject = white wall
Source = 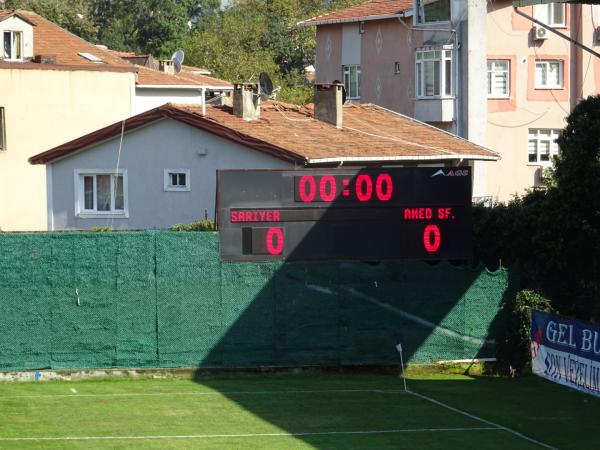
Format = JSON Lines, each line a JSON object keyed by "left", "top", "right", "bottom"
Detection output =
{"left": 135, "top": 88, "right": 203, "bottom": 114}
{"left": 341, "top": 24, "right": 361, "bottom": 66}
{"left": 49, "top": 118, "right": 293, "bottom": 230}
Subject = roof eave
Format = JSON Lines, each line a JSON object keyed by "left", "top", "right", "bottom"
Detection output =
{"left": 136, "top": 84, "right": 233, "bottom": 90}
{"left": 307, "top": 155, "right": 500, "bottom": 165}
{"left": 298, "top": 12, "right": 406, "bottom": 28}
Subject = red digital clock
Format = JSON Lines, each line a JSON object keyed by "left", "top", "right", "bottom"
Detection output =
{"left": 217, "top": 168, "right": 472, "bottom": 262}
{"left": 295, "top": 173, "right": 394, "bottom": 203}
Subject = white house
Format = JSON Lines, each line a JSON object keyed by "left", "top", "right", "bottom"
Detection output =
{"left": 29, "top": 84, "right": 499, "bottom": 231}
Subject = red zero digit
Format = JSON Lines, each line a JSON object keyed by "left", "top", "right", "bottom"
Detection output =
{"left": 319, "top": 175, "right": 337, "bottom": 202}
{"left": 375, "top": 173, "right": 393, "bottom": 201}
{"left": 355, "top": 174, "right": 373, "bottom": 202}
{"left": 423, "top": 225, "right": 441, "bottom": 253}
{"left": 298, "top": 176, "right": 316, "bottom": 202}
{"left": 266, "top": 227, "right": 284, "bottom": 255}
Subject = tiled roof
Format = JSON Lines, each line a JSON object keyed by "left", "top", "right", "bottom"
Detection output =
{"left": 135, "top": 64, "right": 232, "bottom": 89}
{"left": 30, "top": 102, "right": 499, "bottom": 165}
{"left": 0, "top": 9, "right": 134, "bottom": 71}
{"left": 298, "top": 0, "right": 413, "bottom": 27}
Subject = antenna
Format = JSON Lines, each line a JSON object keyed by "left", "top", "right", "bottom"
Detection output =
{"left": 259, "top": 72, "right": 274, "bottom": 100}
{"left": 171, "top": 49, "right": 185, "bottom": 73}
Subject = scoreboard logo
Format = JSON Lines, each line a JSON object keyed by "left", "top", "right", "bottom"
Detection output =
{"left": 431, "top": 169, "right": 470, "bottom": 178}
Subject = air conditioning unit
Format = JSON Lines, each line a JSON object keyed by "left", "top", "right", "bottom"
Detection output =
{"left": 534, "top": 26, "right": 548, "bottom": 41}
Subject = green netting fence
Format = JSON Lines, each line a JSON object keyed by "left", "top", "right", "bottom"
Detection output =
{"left": 0, "top": 232, "right": 517, "bottom": 371}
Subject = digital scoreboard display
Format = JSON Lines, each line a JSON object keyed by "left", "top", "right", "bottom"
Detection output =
{"left": 217, "top": 168, "right": 473, "bottom": 261}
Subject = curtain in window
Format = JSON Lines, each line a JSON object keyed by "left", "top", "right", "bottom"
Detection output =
{"left": 547, "top": 62, "right": 560, "bottom": 86}
{"left": 3, "top": 32, "right": 11, "bottom": 59}
{"left": 97, "top": 175, "right": 111, "bottom": 211}
{"left": 84, "top": 176, "right": 94, "bottom": 210}
{"left": 114, "top": 176, "right": 124, "bottom": 210}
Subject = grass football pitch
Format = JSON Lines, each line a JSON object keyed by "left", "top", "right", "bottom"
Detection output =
{"left": 0, "top": 372, "right": 598, "bottom": 449}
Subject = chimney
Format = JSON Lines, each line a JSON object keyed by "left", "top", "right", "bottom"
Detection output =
{"left": 314, "top": 83, "right": 343, "bottom": 129}
{"left": 33, "top": 55, "right": 56, "bottom": 65}
{"left": 233, "top": 83, "right": 260, "bottom": 121}
{"left": 159, "top": 60, "right": 175, "bottom": 75}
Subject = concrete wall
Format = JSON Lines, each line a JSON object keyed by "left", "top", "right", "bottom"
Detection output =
{"left": 0, "top": 68, "right": 134, "bottom": 231}
{"left": 313, "top": 1, "right": 600, "bottom": 202}
{"left": 483, "top": 1, "right": 593, "bottom": 201}
{"left": 315, "top": 25, "right": 343, "bottom": 83}
{"left": 48, "top": 118, "right": 292, "bottom": 230}
{"left": 134, "top": 88, "right": 203, "bottom": 114}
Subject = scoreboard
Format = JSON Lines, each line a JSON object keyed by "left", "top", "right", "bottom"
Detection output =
{"left": 217, "top": 168, "right": 473, "bottom": 261}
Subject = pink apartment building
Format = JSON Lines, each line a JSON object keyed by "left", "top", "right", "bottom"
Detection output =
{"left": 299, "top": 0, "right": 600, "bottom": 202}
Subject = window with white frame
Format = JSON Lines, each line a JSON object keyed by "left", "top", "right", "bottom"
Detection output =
{"left": 415, "top": 49, "right": 452, "bottom": 98}
{"left": 533, "top": 3, "right": 566, "bottom": 27}
{"left": 414, "top": 0, "right": 451, "bottom": 25}
{"left": 3, "top": 31, "right": 22, "bottom": 61}
{"left": 75, "top": 170, "right": 127, "bottom": 216}
{"left": 535, "top": 60, "right": 563, "bottom": 88}
{"left": 343, "top": 65, "right": 361, "bottom": 100}
{"left": 528, "top": 129, "right": 561, "bottom": 164}
{"left": 164, "top": 169, "right": 190, "bottom": 191}
{"left": 487, "top": 60, "right": 510, "bottom": 98}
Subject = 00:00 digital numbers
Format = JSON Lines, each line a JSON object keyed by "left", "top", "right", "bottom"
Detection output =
{"left": 296, "top": 174, "right": 394, "bottom": 203}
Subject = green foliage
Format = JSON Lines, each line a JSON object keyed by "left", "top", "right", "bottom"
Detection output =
{"left": 91, "top": 0, "right": 191, "bottom": 57}
{"left": 89, "top": 226, "right": 112, "bottom": 232}
{"left": 500, "top": 290, "right": 552, "bottom": 373}
{"left": 184, "top": 0, "right": 364, "bottom": 104}
{"left": 6, "top": 0, "right": 97, "bottom": 41}
{"left": 169, "top": 219, "right": 216, "bottom": 232}
{"left": 475, "top": 95, "right": 600, "bottom": 326}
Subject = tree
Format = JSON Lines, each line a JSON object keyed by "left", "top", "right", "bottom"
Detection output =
{"left": 184, "top": 0, "right": 363, "bottom": 104}
{"left": 91, "top": 0, "right": 191, "bottom": 57}
{"left": 474, "top": 95, "right": 600, "bottom": 322}
{"left": 5, "top": 0, "right": 97, "bottom": 41}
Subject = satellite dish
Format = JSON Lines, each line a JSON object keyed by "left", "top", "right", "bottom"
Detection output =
{"left": 333, "top": 80, "right": 347, "bottom": 104}
{"left": 259, "top": 72, "right": 274, "bottom": 99}
{"left": 173, "top": 58, "right": 182, "bottom": 74}
{"left": 172, "top": 49, "right": 185, "bottom": 65}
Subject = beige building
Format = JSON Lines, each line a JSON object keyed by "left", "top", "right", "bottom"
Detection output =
{"left": 0, "top": 10, "right": 135, "bottom": 231}
{"left": 300, "top": 0, "right": 600, "bottom": 202}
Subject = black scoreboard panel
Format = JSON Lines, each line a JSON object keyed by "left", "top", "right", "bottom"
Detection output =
{"left": 217, "top": 168, "right": 473, "bottom": 261}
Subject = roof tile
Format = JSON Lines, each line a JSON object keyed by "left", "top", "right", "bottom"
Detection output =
{"left": 299, "top": 0, "right": 413, "bottom": 27}
{"left": 30, "top": 102, "right": 499, "bottom": 165}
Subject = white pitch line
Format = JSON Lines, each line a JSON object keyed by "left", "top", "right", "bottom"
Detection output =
{"left": 0, "top": 388, "right": 409, "bottom": 400}
{"left": 409, "top": 391, "right": 560, "bottom": 450}
{"left": 0, "top": 427, "right": 500, "bottom": 442}
{"left": 347, "top": 288, "right": 495, "bottom": 346}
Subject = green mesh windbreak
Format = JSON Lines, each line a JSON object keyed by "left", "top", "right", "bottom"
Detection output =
{"left": 0, "top": 232, "right": 517, "bottom": 371}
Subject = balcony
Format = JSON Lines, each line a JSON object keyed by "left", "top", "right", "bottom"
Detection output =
{"left": 413, "top": 97, "right": 455, "bottom": 123}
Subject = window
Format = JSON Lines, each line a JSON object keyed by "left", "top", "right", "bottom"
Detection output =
{"left": 78, "top": 52, "right": 103, "bottom": 64}
{"left": 0, "top": 107, "right": 5, "bottom": 151}
{"left": 3, "top": 31, "right": 22, "bottom": 61}
{"left": 394, "top": 61, "right": 402, "bottom": 74}
{"left": 535, "top": 60, "right": 563, "bottom": 88}
{"left": 415, "top": 0, "right": 451, "bottom": 24}
{"left": 75, "top": 170, "right": 127, "bottom": 217}
{"left": 487, "top": 60, "right": 509, "bottom": 98}
{"left": 415, "top": 49, "right": 452, "bottom": 98}
{"left": 528, "top": 129, "right": 560, "bottom": 164}
{"left": 164, "top": 169, "right": 191, "bottom": 191}
{"left": 343, "top": 65, "right": 361, "bottom": 100}
{"left": 534, "top": 3, "right": 566, "bottom": 27}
